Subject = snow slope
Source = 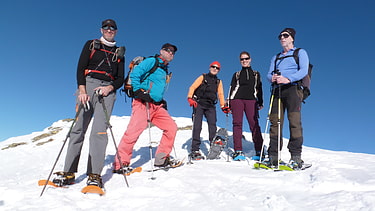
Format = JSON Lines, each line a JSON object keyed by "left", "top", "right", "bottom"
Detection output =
{"left": 1, "top": 116, "right": 375, "bottom": 211}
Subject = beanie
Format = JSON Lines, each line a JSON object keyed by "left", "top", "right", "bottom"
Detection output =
{"left": 210, "top": 61, "right": 221, "bottom": 68}
{"left": 280, "top": 28, "right": 296, "bottom": 40}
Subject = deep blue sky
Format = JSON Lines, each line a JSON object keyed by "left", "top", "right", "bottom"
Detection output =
{"left": 1, "top": 0, "right": 374, "bottom": 154}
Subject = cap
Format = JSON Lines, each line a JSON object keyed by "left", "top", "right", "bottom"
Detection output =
{"left": 280, "top": 28, "right": 296, "bottom": 40}
{"left": 210, "top": 61, "right": 221, "bottom": 68}
{"left": 161, "top": 43, "right": 177, "bottom": 53}
{"left": 102, "top": 19, "right": 117, "bottom": 30}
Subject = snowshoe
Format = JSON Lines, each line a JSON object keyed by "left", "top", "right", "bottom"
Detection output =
{"left": 81, "top": 174, "right": 105, "bottom": 195}
{"left": 151, "top": 157, "right": 185, "bottom": 171}
{"left": 113, "top": 166, "right": 142, "bottom": 176}
{"left": 51, "top": 171, "right": 75, "bottom": 187}
{"left": 207, "top": 128, "right": 228, "bottom": 160}
{"left": 287, "top": 156, "right": 312, "bottom": 170}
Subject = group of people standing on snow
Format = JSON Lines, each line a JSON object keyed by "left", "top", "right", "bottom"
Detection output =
{"left": 52, "top": 19, "right": 309, "bottom": 189}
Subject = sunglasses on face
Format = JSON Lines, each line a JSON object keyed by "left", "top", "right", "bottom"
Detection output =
{"left": 240, "top": 57, "right": 250, "bottom": 61}
{"left": 102, "top": 25, "right": 117, "bottom": 31}
{"left": 278, "top": 33, "right": 290, "bottom": 40}
{"left": 163, "top": 48, "right": 175, "bottom": 55}
{"left": 211, "top": 66, "right": 220, "bottom": 70}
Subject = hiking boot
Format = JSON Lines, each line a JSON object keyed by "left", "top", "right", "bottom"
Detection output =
{"left": 251, "top": 151, "right": 265, "bottom": 161}
{"left": 86, "top": 173, "right": 103, "bottom": 188}
{"left": 52, "top": 171, "right": 75, "bottom": 187}
{"left": 289, "top": 155, "right": 304, "bottom": 169}
{"left": 268, "top": 155, "right": 279, "bottom": 166}
{"left": 232, "top": 151, "right": 246, "bottom": 161}
{"left": 189, "top": 151, "right": 205, "bottom": 160}
{"left": 154, "top": 156, "right": 171, "bottom": 167}
{"left": 112, "top": 163, "right": 130, "bottom": 174}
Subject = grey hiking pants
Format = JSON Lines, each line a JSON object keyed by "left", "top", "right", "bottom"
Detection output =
{"left": 268, "top": 84, "right": 303, "bottom": 158}
{"left": 64, "top": 77, "right": 116, "bottom": 175}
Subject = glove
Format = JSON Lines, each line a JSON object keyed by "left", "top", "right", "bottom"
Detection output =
{"left": 134, "top": 89, "right": 153, "bottom": 103}
{"left": 161, "top": 99, "right": 168, "bottom": 110}
{"left": 187, "top": 98, "right": 197, "bottom": 108}
{"left": 221, "top": 106, "right": 231, "bottom": 114}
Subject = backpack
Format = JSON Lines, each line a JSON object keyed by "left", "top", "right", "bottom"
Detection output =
{"left": 122, "top": 55, "right": 160, "bottom": 98}
{"left": 275, "top": 48, "right": 313, "bottom": 102}
{"left": 193, "top": 73, "right": 220, "bottom": 105}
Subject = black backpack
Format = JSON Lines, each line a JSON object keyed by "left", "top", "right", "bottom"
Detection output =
{"left": 122, "top": 55, "right": 160, "bottom": 98}
{"left": 275, "top": 48, "right": 313, "bottom": 102}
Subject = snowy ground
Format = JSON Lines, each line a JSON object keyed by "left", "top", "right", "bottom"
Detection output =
{"left": 1, "top": 116, "right": 375, "bottom": 211}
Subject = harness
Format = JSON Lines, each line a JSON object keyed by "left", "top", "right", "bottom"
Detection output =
{"left": 84, "top": 39, "right": 122, "bottom": 81}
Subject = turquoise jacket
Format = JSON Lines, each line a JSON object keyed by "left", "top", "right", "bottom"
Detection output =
{"left": 130, "top": 56, "right": 169, "bottom": 103}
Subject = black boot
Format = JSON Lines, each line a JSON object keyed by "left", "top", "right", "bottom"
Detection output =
{"left": 52, "top": 171, "right": 75, "bottom": 187}
{"left": 86, "top": 173, "right": 103, "bottom": 188}
{"left": 189, "top": 151, "right": 205, "bottom": 160}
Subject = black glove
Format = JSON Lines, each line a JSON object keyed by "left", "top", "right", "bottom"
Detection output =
{"left": 134, "top": 89, "right": 153, "bottom": 103}
{"left": 221, "top": 106, "right": 231, "bottom": 114}
{"left": 161, "top": 99, "right": 167, "bottom": 110}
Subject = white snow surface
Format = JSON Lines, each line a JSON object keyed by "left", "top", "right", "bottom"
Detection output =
{"left": 1, "top": 116, "right": 375, "bottom": 211}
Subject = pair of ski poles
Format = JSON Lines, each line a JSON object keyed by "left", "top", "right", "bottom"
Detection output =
{"left": 40, "top": 90, "right": 129, "bottom": 197}
{"left": 259, "top": 83, "right": 282, "bottom": 169}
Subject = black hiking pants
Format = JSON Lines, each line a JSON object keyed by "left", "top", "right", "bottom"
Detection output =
{"left": 191, "top": 103, "right": 217, "bottom": 152}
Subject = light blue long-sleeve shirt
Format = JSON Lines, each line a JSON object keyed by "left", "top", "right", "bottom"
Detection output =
{"left": 267, "top": 47, "right": 309, "bottom": 83}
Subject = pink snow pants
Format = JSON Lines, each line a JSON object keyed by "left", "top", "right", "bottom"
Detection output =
{"left": 113, "top": 99, "right": 177, "bottom": 169}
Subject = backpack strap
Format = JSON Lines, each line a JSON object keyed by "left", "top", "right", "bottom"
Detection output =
{"left": 89, "top": 39, "right": 119, "bottom": 60}
{"left": 274, "top": 48, "right": 302, "bottom": 72}
{"left": 293, "top": 48, "right": 301, "bottom": 69}
{"left": 140, "top": 55, "right": 160, "bottom": 83}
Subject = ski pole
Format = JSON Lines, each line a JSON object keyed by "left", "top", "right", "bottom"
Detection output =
{"left": 146, "top": 102, "right": 156, "bottom": 180}
{"left": 187, "top": 107, "right": 196, "bottom": 164}
{"left": 40, "top": 104, "right": 83, "bottom": 197}
{"left": 97, "top": 91, "right": 129, "bottom": 187}
{"left": 225, "top": 113, "right": 230, "bottom": 162}
{"left": 277, "top": 85, "right": 282, "bottom": 170}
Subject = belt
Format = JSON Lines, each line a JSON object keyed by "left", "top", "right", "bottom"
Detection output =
{"left": 85, "top": 69, "right": 114, "bottom": 80}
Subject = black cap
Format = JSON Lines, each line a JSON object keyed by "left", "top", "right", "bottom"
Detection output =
{"left": 102, "top": 19, "right": 117, "bottom": 30}
{"left": 161, "top": 43, "right": 177, "bottom": 53}
{"left": 280, "top": 28, "right": 296, "bottom": 40}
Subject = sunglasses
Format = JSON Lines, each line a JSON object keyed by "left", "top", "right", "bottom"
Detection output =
{"left": 278, "top": 33, "right": 290, "bottom": 40}
{"left": 211, "top": 66, "right": 220, "bottom": 70}
{"left": 240, "top": 57, "right": 250, "bottom": 61}
{"left": 102, "top": 25, "right": 117, "bottom": 31}
{"left": 163, "top": 48, "right": 175, "bottom": 55}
